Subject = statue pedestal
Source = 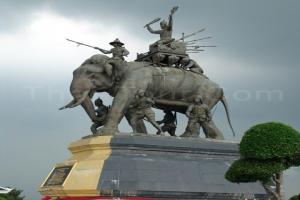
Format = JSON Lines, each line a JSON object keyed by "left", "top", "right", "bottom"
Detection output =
{"left": 39, "top": 134, "right": 269, "bottom": 200}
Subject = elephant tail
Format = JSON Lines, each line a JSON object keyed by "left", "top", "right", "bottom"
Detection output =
{"left": 220, "top": 96, "right": 236, "bottom": 137}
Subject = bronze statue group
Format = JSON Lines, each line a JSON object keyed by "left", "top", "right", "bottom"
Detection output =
{"left": 62, "top": 6, "right": 233, "bottom": 140}
{"left": 89, "top": 7, "right": 213, "bottom": 138}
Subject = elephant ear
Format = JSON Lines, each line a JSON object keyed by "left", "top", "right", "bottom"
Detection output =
{"left": 103, "top": 62, "right": 113, "bottom": 77}
{"left": 86, "top": 64, "right": 104, "bottom": 74}
{"left": 86, "top": 59, "right": 113, "bottom": 77}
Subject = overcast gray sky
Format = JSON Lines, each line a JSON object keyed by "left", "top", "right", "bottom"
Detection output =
{"left": 0, "top": 0, "right": 300, "bottom": 199}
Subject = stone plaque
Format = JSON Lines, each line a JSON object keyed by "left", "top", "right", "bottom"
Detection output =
{"left": 43, "top": 166, "right": 73, "bottom": 186}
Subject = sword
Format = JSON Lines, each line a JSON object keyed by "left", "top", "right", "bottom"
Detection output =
{"left": 144, "top": 17, "right": 161, "bottom": 28}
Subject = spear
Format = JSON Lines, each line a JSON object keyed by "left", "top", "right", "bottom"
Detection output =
{"left": 66, "top": 38, "right": 96, "bottom": 48}
{"left": 185, "top": 36, "right": 212, "bottom": 44}
{"left": 176, "top": 28, "right": 206, "bottom": 42}
{"left": 164, "top": 28, "right": 206, "bottom": 46}
{"left": 187, "top": 45, "right": 217, "bottom": 48}
{"left": 186, "top": 49, "right": 205, "bottom": 52}
{"left": 187, "top": 51, "right": 205, "bottom": 53}
{"left": 186, "top": 45, "right": 201, "bottom": 49}
{"left": 186, "top": 42, "right": 196, "bottom": 45}
{"left": 187, "top": 48, "right": 204, "bottom": 50}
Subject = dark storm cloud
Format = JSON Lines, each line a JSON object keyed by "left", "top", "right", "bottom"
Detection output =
{"left": 2, "top": 0, "right": 300, "bottom": 67}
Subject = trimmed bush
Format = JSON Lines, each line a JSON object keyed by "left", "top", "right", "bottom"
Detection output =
{"left": 225, "top": 159, "right": 286, "bottom": 183}
{"left": 0, "top": 189, "right": 24, "bottom": 200}
{"left": 290, "top": 194, "right": 300, "bottom": 200}
{"left": 226, "top": 122, "right": 300, "bottom": 200}
{"left": 240, "top": 122, "right": 300, "bottom": 163}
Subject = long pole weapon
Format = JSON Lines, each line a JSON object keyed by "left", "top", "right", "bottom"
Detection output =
{"left": 176, "top": 28, "right": 206, "bottom": 42}
{"left": 66, "top": 38, "right": 96, "bottom": 49}
{"left": 185, "top": 36, "right": 212, "bottom": 44}
{"left": 164, "top": 28, "right": 206, "bottom": 46}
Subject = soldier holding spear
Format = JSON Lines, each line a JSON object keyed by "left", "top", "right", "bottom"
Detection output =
{"left": 66, "top": 38, "right": 129, "bottom": 61}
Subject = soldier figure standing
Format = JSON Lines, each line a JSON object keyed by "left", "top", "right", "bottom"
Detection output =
{"left": 95, "top": 38, "right": 129, "bottom": 61}
{"left": 146, "top": 6, "right": 178, "bottom": 45}
{"left": 90, "top": 98, "right": 109, "bottom": 134}
{"left": 157, "top": 110, "right": 177, "bottom": 136}
{"left": 128, "top": 90, "right": 162, "bottom": 134}
{"left": 180, "top": 95, "right": 212, "bottom": 138}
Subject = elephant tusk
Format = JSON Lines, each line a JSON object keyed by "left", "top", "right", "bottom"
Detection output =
{"left": 69, "top": 90, "right": 90, "bottom": 108}
{"left": 59, "top": 100, "right": 75, "bottom": 110}
{"left": 59, "top": 90, "right": 90, "bottom": 110}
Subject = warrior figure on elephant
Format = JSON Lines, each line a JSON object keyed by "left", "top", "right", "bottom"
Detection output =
{"left": 145, "top": 6, "right": 178, "bottom": 46}
{"left": 95, "top": 38, "right": 129, "bottom": 61}
{"left": 95, "top": 38, "right": 129, "bottom": 83}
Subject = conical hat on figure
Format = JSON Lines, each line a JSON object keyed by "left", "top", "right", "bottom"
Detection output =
{"left": 109, "top": 38, "right": 124, "bottom": 46}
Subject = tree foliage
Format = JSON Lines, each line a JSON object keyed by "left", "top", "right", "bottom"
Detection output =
{"left": 225, "top": 159, "right": 286, "bottom": 183}
{"left": 290, "top": 194, "right": 300, "bottom": 200}
{"left": 0, "top": 189, "right": 24, "bottom": 200}
{"left": 240, "top": 122, "right": 300, "bottom": 164}
{"left": 225, "top": 122, "right": 300, "bottom": 200}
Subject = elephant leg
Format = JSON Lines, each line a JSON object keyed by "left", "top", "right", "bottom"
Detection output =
{"left": 201, "top": 120, "right": 224, "bottom": 140}
{"left": 100, "top": 89, "right": 136, "bottom": 135}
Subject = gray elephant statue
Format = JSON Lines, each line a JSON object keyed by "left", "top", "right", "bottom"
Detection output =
{"left": 60, "top": 54, "right": 235, "bottom": 139}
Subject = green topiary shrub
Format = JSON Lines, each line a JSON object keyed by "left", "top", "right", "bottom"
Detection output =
{"left": 0, "top": 189, "right": 24, "bottom": 200}
{"left": 225, "top": 122, "right": 300, "bottom": 200}
{"left": 225, "top": 159, "right": 286, "bottom": 183}
{"left": 290, "top": 194, "right": 300, "bottom": 200}
{"left": 240, "top": 122, "right": 300, "bottom": 163}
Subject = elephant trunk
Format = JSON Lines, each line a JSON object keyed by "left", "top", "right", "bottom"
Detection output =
{"left": 81, "top": 96, "right": 98, "bottom": 122}
{"left": 59, "top": 91, "right": 98, "bottom": 122}
{"left": 59, "top": 74, "right": 100, "bottom": 122}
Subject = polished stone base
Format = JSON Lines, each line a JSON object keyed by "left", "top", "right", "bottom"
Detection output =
{"left": 39, "top": 134, "right": 269, "bottom": 200}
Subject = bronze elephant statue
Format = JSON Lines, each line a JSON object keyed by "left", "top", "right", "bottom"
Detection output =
{"left": 60, "top": 54, "right": 235, "bottom": 139}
